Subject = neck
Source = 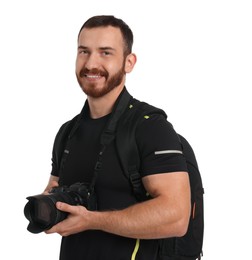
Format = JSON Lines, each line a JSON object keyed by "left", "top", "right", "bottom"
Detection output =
{"left": 87, "top": 85, "right": 125, "bottom": 119}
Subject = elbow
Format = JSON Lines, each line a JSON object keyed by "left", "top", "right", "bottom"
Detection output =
{"left": 174, "top": 206, "right": 191, "bottom": 237}
{"left": 174, "top": 191, "right": 191, "bottom": 237}
{"left": 161, "top": 215, "right": 189, "bottom": 238}
{"left": 169, "top": 204, "right": 191, "bottom": 238}
{"left": 175, "top": 217, "right": 189, "bottom": 237}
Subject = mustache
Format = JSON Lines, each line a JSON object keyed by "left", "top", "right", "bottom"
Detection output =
{"left": 80, "top": 68, "right": 108, "bottom": 78}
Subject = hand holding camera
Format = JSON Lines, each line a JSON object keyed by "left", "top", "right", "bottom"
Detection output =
{"left": 24, "top": 182, "right": 97, "bottom": 234}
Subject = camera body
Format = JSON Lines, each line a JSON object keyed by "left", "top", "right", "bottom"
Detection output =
{"left": 24, "top": 182, "right": 97, "bottom": 234}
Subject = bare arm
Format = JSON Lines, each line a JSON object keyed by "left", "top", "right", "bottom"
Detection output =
{"left": 46, "top": 171, "right": 191, "bottom": 239}
{"left": 43, "top": 175, "right": 59, "bottom": 194}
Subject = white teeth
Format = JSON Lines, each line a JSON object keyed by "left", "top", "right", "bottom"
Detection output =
{"left": 86, "top": 75, "right": 100, "bottom": 78}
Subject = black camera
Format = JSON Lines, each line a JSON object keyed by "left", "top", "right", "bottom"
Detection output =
{"left": 24, "top": 182, "right": 97, "bottom": 234}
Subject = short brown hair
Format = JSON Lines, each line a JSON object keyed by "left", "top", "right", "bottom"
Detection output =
{"left": 78, "top": 15, "right": 134, "bottom": 56}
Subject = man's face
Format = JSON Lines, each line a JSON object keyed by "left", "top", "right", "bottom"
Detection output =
{"left": 76, "top": 26, "right": 127, "bottom": 98}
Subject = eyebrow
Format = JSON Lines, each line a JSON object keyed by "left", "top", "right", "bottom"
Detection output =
{"left": 78, "top": 45, "right": 116, "bottom": 52}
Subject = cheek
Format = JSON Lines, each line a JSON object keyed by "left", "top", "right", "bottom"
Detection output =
{"left": 75, "top": 57, "right": 85, "bottom": 70}
{"left": 107, "top": 60, "right": 126, "bottom": 74}
{"left": 75, "top": 60, "right": 83, "bottom": 74}
{"left": 75, "top": 59, "right": 80, "bottom": 71}
{"left": 107, "top": 66, "right": 119, "bottom": 75}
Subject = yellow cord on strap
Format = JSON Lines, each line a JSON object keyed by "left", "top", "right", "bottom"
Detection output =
{"left": 131, "top": 239, "right": 140, "bottom": 260}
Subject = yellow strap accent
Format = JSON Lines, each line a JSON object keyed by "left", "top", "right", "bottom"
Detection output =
{"left": 144, "top": 115, "right": 150, "bottom": 119}
{"left": 131, "top": 239, "right": 140, "bottom": 260}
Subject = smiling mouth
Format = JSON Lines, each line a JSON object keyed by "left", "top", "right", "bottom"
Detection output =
{"left": 80, "top": 68, "right": 108, "bottom": 80}
{"left": 85, "top": 74, "right": 102, "bottom": 79}
{"left": 83, "top": 74, "right": 105, "bottom": 82}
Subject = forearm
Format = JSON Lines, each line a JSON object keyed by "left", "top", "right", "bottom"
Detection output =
{"left": 89, "top": 195, "right": 189, "bottom": 239}
{"left": 46, "top": 172, "right": 191, "bottom": 238}
{"left": 43, "top": 175, "right": 59, "bottom": 194}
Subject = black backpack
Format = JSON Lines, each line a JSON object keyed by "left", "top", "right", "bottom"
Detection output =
{"left": 53, "top": 88, "right": 204, "bottom": 260}
{"left": 115, "top": 95, "right": 204, "bottom": 260}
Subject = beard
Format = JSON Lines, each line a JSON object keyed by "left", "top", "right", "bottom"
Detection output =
{"left": 77, "top": 62, "right": 125, "bottom": 98}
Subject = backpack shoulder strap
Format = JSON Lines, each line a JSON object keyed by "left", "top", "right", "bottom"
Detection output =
{"left": 116, "top": 99, "right": 167, "bottom": 200}
{"left": 52, "top": 87, "right": 132, "bottom": 185}
{"left": 51, "top": 113, "right": 81, "bottom": 178}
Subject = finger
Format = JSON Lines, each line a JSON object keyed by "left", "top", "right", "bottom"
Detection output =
{"left": 43, "top": 181, "right": 59, "bottom": 194}
{"left": 48, "top": 181, "right": 59, "bottom": 191}
{"left": 45, "top": 227, "right": 55, "bottom": 234}
{"left": 56, "top": 202, "right": 75, "bottom": 213}
{"left": 46, "top": 223, "right": 63, "bottom": 234}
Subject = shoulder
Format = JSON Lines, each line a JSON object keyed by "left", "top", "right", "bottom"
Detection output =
{"left": 135, "top": 104, "right": 175, "bottom": 137}
{"left": 53, "top": 114, "right": 80, "bottom": 146}
{"left": 57, "top": 115, "right": 79, "bottom": 136}
{"left": 136, "top": 113, "right": 180, "bottom": 148}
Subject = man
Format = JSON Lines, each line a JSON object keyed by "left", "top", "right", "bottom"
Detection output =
{"left": 44, "top": 15, "right": 191, "bottom": 260}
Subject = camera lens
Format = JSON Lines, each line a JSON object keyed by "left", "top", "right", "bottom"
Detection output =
{"left": 24, "top": 194, "right": 69, "bottom": 234}
{"left": 34, "top": 200, "right": 51, "bottom": 223}
{"left": 24, "top": 183, "right": 97, "bottom": 234}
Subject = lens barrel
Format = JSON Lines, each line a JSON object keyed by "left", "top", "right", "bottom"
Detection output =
{"left": 24, "top": 183, "right": 96, "bottom": 234}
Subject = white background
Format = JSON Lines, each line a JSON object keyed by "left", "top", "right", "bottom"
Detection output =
{"left": 0, "top": 0, "right": 251, "bottom": 259}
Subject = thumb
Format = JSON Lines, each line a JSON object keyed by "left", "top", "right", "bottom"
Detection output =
{"left": 43, "top": 181, "right": 59, "bottom": 195}
{"left": 50, "top": 181, "right": 59, "bottom": 189}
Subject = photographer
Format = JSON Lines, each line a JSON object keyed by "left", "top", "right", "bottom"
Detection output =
{"left": 39, "top": 15, "right": 191, "bottom": 260}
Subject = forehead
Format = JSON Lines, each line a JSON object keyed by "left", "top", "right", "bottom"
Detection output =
{"left": 78, "top": 26, "right": 124, "bottom": 50}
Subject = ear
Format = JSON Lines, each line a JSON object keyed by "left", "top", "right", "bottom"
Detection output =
{"left": 124, "top": 53, "right": 137, "bottom": 73}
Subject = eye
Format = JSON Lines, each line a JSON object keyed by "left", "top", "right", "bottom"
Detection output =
{"left": 102, "top": 51, "right": 111, "bottom": 56}
{"left": 78, "top": 49, "right": 89, "bottom": 55}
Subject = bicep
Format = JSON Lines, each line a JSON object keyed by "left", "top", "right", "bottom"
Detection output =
{"left": 142, "top": 171, "right": 190, "bottom": 202}
{"left": 142, "top": 171, "right": 191, "bottom": 237}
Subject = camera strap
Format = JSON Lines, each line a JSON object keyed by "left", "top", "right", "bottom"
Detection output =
{"left": 89, "top": 88, "right": 132, "bottom": 191}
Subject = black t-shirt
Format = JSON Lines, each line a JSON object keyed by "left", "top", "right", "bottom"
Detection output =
{"left": 51, "top": 104, "right": 187, "bottom": 260}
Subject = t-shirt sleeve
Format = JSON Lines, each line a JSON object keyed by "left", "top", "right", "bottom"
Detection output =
{"left": 136, "top": 114, "right": 188, "bottom": 176}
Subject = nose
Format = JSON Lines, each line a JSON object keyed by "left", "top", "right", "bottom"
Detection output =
{"left": 84, "top": 53, "right": 100, "bottom": 70}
